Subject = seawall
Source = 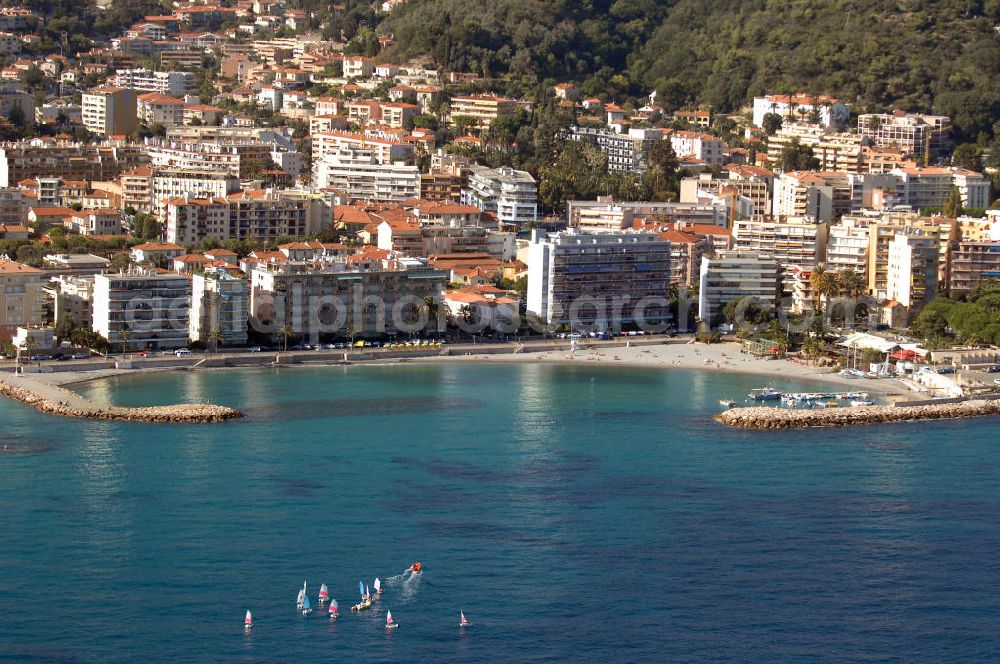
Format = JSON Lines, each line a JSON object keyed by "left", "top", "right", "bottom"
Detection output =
{"left": 0, "top": 378, "right": 242, "bottom": 423}
{"left": 717, "top": 398, "right": 1000, "bottom": 429}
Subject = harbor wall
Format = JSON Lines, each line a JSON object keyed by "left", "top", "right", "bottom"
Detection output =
{"left": 0, "top": 379, "right": 242, "bottom": 423}
{"left": 717, "top": 399, "right": 1000, "bottom": 429}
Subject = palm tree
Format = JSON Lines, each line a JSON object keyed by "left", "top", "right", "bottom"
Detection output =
{"left": 207, "top": 326, "right": 225, "bottom": 353}
{"left": 19, "top": 335, "right": 37, "bottom": 366}
{"left": 835, "top": 269, "right": 866, "bottom": 297}
{"left": 809, "top": 264, "right": 838, "bottom": 313}
{"left": 279, "top": 323, "right": 295, "bottom": 352}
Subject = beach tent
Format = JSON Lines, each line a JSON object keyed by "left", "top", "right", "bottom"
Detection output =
{"left": 837, "top": 332, "right": 899, "bottom": 354}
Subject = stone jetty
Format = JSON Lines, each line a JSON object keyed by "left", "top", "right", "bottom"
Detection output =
{"left": 717, "top": 399, "right": 1000, "bottom": 429}
{"left": 0, "top": 378, "right": 242, "bottom": 423}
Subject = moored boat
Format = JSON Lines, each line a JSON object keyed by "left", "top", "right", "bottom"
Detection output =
{"left": 749, "top": 387, "right": 782, "bottom": 401}
{"left": 851, "top": 399, "right": 875, "bottom": 407}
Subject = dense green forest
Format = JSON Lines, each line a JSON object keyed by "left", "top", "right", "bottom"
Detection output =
{"left": 381, "top": 0, "right": 1000, "bottom": 143}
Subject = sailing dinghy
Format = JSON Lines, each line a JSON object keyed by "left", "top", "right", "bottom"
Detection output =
{"left": 459, "top": 610, "right": 470, "bottom": 627}
{"left": 386, "top": 609, "right": 398, "bottom": 630}
{"left": 244, "top": 610, "right": 253, "bottom": 631}
{"left": 318, "top": 583, "right": 330, "bottom": 605}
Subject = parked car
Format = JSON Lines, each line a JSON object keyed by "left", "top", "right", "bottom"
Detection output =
{"left": 175, "top": 349, "right": 193, "bottom": 357}
{"left": 71, "top": 352, "right": 89, "bottom": 360}
{"left": 29, "top": 354, "right": 48, "bottom": 361}
{"left": 247, "top": 346, "right": 262, "bottom": 352}
{"left": 984, "top": 365, "right": 1000, "bottom": 373}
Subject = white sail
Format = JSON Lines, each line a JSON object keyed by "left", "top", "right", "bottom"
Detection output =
{"left": 245, "top": 610, "right": 252, "bottom": 624}
{"left": 386, "top": 609, "right": 393, "bottom": 625}
{"left": 374, "top": 577, "right": 382, "bottom": 593}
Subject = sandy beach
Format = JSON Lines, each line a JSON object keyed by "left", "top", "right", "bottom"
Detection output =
{"left": 1, "top": 339, "right": 912, "bottom": 404}
{"left": 404, "top": 340, "right": 910, "bottom": 397}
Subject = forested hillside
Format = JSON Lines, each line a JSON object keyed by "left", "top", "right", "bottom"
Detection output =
{"left": 381, "top": 0, "right": 1000, "bottom": 142}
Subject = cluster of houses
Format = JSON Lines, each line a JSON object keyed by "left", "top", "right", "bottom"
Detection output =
{"left": 0, "top": 2, "right": 997, "bottom": 353}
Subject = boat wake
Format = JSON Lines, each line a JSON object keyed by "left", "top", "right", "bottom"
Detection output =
{"left": 385, "top": 569, "right": 422, "bottom": 602}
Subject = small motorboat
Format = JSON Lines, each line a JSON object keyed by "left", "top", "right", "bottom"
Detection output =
{"left": 386, "top": 609, "right": 398, "bottom": 630}
{"left": 318, "top": 583, "right": 329, "bottom": 605}
{"left": 824, "top": 401, "right": 840, "bottom": 408}
{"left": 851, "top": 399, "right": 875, "bottom": 407}
{"left": 351, "top": 597, "right": 373, "bottom": 612}
{"left": 328, "top": 599, "right": 339, "bottom": 620}
{"left": 409, "top": 562, "right": 422, "bottom": 573}
{"left": 459, "top": 610, "right": 470, "bottom": 627}
{"left": 719, "top": 399, "right": 737, "bottom": 408}
{"left": 244, "top": 610, "right": 253, "bottom": 632}
{"left": 301, "top": 595, "right": 313, "bottom": 616}
{"left": 748, "top": 387, "right": 782, "bottom": 401}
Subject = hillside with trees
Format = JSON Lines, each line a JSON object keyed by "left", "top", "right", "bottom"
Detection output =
{"left": 381, "top": 0, "right": 1000, "bottom": 144}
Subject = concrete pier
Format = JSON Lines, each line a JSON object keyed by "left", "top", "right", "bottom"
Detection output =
{"left": 717, "top": 398, "right": 1000, "bottom": 429}
{"left": 0, "top": 374, "right": 242, "bottom": 423}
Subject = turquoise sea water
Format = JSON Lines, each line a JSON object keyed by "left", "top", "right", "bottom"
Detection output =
{"left": 1, "top": 363, "right": 999, "bottom": 663}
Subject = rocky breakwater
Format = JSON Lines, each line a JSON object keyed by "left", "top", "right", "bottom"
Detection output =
{"left": 717, "top": 399, "right": 1000, "bottom": 429}
{"left": 0, "top": 380, "right": 242, "bottom": 423}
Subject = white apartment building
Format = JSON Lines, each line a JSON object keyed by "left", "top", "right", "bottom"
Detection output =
{"left": 772, "top": 171, "right": 852, "bottom": 222}
{"left": 165, "top": 190, "right": 309, "bottom": 244}
{"left": 190, "top": 269, "right": 248, "bottom": 346}
{"left": 698, "top": 250, "right": 782, "bottom": 324}
{"left": 313, "top": 146, "right": 420, "bottom": 202}
{"left": 151, "top": 169, "right": 240, "bottom": 211}
{"left": 526, "top": 230, "right": 672, "bottom": 328}
{"left": 857, "top": 112, "right": 950, "bottom": 157}
{"left": 462, "top": 166, "right": 537, "bottom": 228}
{"left": 82, "top": 87, "right": 137, "bottom": 136}
{"left": 732, "top": 216, "right": 828, "bottom": 269}
{"left": 567, "top": 126, "right": 664, "bottom": 172}
{"left": 572, "top": 205, "right": 635, "bottom": 233}
{"left": 311, "top": 131, "right": 414, "bottom": 166}
{"left": 825, "top": 217, "right": 870, "bottom": 278}
{"left": 669, "top": 131, "right": 727, "bottom": 166}
{"left": 890, "top": 166, "right": 990, "bottom": 210}
{"left": 137, "top": 93, "right": 185, "bottom": 127}
{"left": 92, "top": 271, "right": 192, "bottom": 351}
{"left": 886, "top": 230, "right": 940, "bottom": 309}
{"left": 112, "top": 68, "right": 196, "bottom": 96}
{"left": 752, "top": 93, "right": 850, "bottom": 128}
{"left": 145, "top": 138, "right": 300, "bottom": 178}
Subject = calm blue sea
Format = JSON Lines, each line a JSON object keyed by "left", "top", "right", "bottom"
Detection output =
{"left": 1, "top": 364, "right": 999, "bottom": 663}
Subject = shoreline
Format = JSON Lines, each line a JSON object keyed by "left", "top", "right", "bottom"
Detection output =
{"left": 35, "top": 340, "right": 908, "bottom": 400}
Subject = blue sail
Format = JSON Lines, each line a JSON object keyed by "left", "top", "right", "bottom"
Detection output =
{"left": 359, "top": 580, "right": 365, "bottom": 597}
{"left": 303, "top": 595, "right": 311, "bottom": 610}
